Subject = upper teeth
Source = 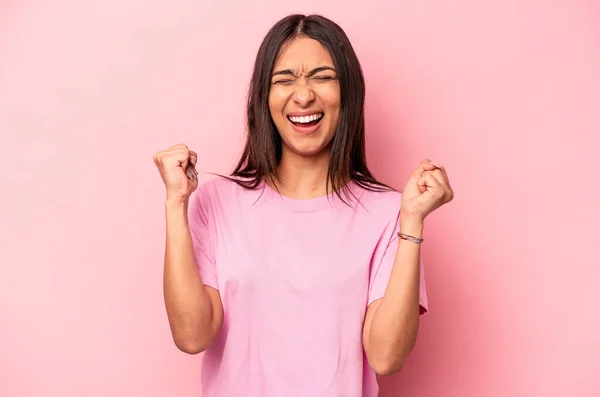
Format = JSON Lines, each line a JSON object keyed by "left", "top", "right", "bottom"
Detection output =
{"left": 289, "top": 114, "right": 323, "bottom": 123}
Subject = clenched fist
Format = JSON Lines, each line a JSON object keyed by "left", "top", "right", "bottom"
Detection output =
{"left": 153, "top": 143, "right": 198, "bottom": 202}
{"left": 400, "top": 159, "right": 454, "bottom": 221}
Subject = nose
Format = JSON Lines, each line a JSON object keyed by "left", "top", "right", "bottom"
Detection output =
{"left": 292, "top": 83, "right": 315, "bottom": 107}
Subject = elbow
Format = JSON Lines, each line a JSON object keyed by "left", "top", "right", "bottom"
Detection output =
{"left": 367, "top": 345, "right": 413, "bottom": 376}
{"left": 168, "top": 316, "right": 221, "bottom": 355}
{"left": 173, "top": 335, "right": 212, "bottom": 355}
{"left": 370, "top": 356, "right": 407, "bottom": 376}
{"left": 175, "top": 341, "right": 206, "bottom": 355}
{"left": 365, "top": 327, "right": 418, "bottom": 376}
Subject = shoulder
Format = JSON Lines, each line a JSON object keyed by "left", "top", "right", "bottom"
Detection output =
{"left": 196, "top": 175, "right": 238, "bottom": 198}
{"left": 193, "top": 174, "right": 261, "bottom": 211}
{"left": 350, "top": 182, "right": 403, "bottom": 219}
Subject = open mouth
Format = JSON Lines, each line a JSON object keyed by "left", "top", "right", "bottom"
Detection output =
{"left": 287, "top": 113, "right": 324, "bottom": 127}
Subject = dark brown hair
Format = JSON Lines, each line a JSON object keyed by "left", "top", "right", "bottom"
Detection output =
{"left": 228, "top": 14, "right": 392, "bottom": 199}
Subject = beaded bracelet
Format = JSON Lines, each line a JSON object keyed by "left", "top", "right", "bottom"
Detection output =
{"left": 397, "top": 232, "right": 424, "bottom": 244}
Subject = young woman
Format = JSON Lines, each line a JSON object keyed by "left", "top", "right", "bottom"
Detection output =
{"left": 153, "top": 13, "right": 453, "bottom": 397}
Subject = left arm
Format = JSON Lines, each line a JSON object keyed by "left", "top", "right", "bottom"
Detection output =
{"left": 362, "top": 215, "right": 424, "bottom": 376}
{"left": 363, "top": 159, "right": 454, "bottom": 375}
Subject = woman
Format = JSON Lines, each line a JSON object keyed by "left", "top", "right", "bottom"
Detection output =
{"left": 153, "top": 13, "right": 453, "bottom": 397}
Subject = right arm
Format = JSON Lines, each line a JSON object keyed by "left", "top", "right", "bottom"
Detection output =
{"left": 164, "top": 198, "right": 223, "bottom": 354}
{"left": 154, "top": 143, "right": 223, "bottom": 354}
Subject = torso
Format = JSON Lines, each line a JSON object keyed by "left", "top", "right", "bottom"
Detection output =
{"left": 189, "top": 177, "right": 409, "bottom": 397}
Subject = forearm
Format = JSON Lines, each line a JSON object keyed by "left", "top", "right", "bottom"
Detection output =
{"left": 163, "top": 199, "right": 217, "bottom": 353}
{"left": 365, "top": 216, "right": 423, "bottom": 374}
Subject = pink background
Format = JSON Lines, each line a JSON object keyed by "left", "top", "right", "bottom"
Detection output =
{"left": 1, "top": 1, "right": 599, "bottom": 396}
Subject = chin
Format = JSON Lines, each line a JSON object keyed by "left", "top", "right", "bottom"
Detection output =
{"left": 285, "top": 138, "right": 333, "bottom": 158}
{"left": 286, "top": 144, "right": 322, "bottom": 157}
{"left": 277, "top": 123, "right": 335, "bottom": 157}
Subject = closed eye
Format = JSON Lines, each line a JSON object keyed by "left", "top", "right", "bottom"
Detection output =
{"left": 273, "top": 79, "right": 294, "bottom": 85}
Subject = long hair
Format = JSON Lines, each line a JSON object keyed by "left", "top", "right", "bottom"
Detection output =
{"left": 228, "top": 14, "right": 392, "bottom": 199}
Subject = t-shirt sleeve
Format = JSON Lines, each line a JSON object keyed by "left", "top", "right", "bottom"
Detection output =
{"left": 187, "top": 185, "right": 219, "bottom": 290}
{"left": 367, "top": 217, "right": 428, "bottom": 315}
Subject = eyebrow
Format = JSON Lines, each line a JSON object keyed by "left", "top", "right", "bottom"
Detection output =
{"left": 272, "top": 66, "right": 336, "bottom": 78}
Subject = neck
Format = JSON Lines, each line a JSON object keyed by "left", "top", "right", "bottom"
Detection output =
{"left": 271, "top": 146, "right": 331, "bottom": 200}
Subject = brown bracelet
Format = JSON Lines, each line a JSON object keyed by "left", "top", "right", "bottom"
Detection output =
{"left": 397, "top": 232, "right": 424, "bottom": 244}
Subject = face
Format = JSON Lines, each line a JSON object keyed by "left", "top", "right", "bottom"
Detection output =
{"left": 269, "top": 36, "right": 341, "bottom": 158}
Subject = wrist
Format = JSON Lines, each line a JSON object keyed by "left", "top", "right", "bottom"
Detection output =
{"left": 398, "top": 216, "right": 424, "bottom": 237}
{"left": 165, "top": 196, "right": 189, "bottom": 211}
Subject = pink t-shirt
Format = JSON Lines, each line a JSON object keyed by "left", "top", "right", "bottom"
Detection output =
{"left": 188, "top": 177, "right": 428, "bottom": 397}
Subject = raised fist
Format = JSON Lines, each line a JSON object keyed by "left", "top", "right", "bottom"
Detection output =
{"left": 153, "top": 143, "right": 198, "bottom": 202}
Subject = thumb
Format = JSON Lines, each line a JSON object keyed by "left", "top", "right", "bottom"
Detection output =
{"left": 417, "top": 174, "right": 428, "bottom": 194}
{"left": 189, "top": 151, "right": 198, "bottom": 166}
{"left": 411, "top": 159, "right": 436, "bottom": 180}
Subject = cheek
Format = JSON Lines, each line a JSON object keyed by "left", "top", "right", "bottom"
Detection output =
{"left": 269, "top": 89, "right": 288, "bottom": 114}
{"left": 318, "top": 86, "right": 341, "bottom": 113}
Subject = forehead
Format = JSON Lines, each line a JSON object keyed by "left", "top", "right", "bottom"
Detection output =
{"left": 273, "top": 36, "right": 334, "bottom": 71}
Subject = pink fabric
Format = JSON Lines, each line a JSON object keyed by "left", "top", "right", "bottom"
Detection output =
{"left": 188, "top": 177, "right": 428, "bottom": 397}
